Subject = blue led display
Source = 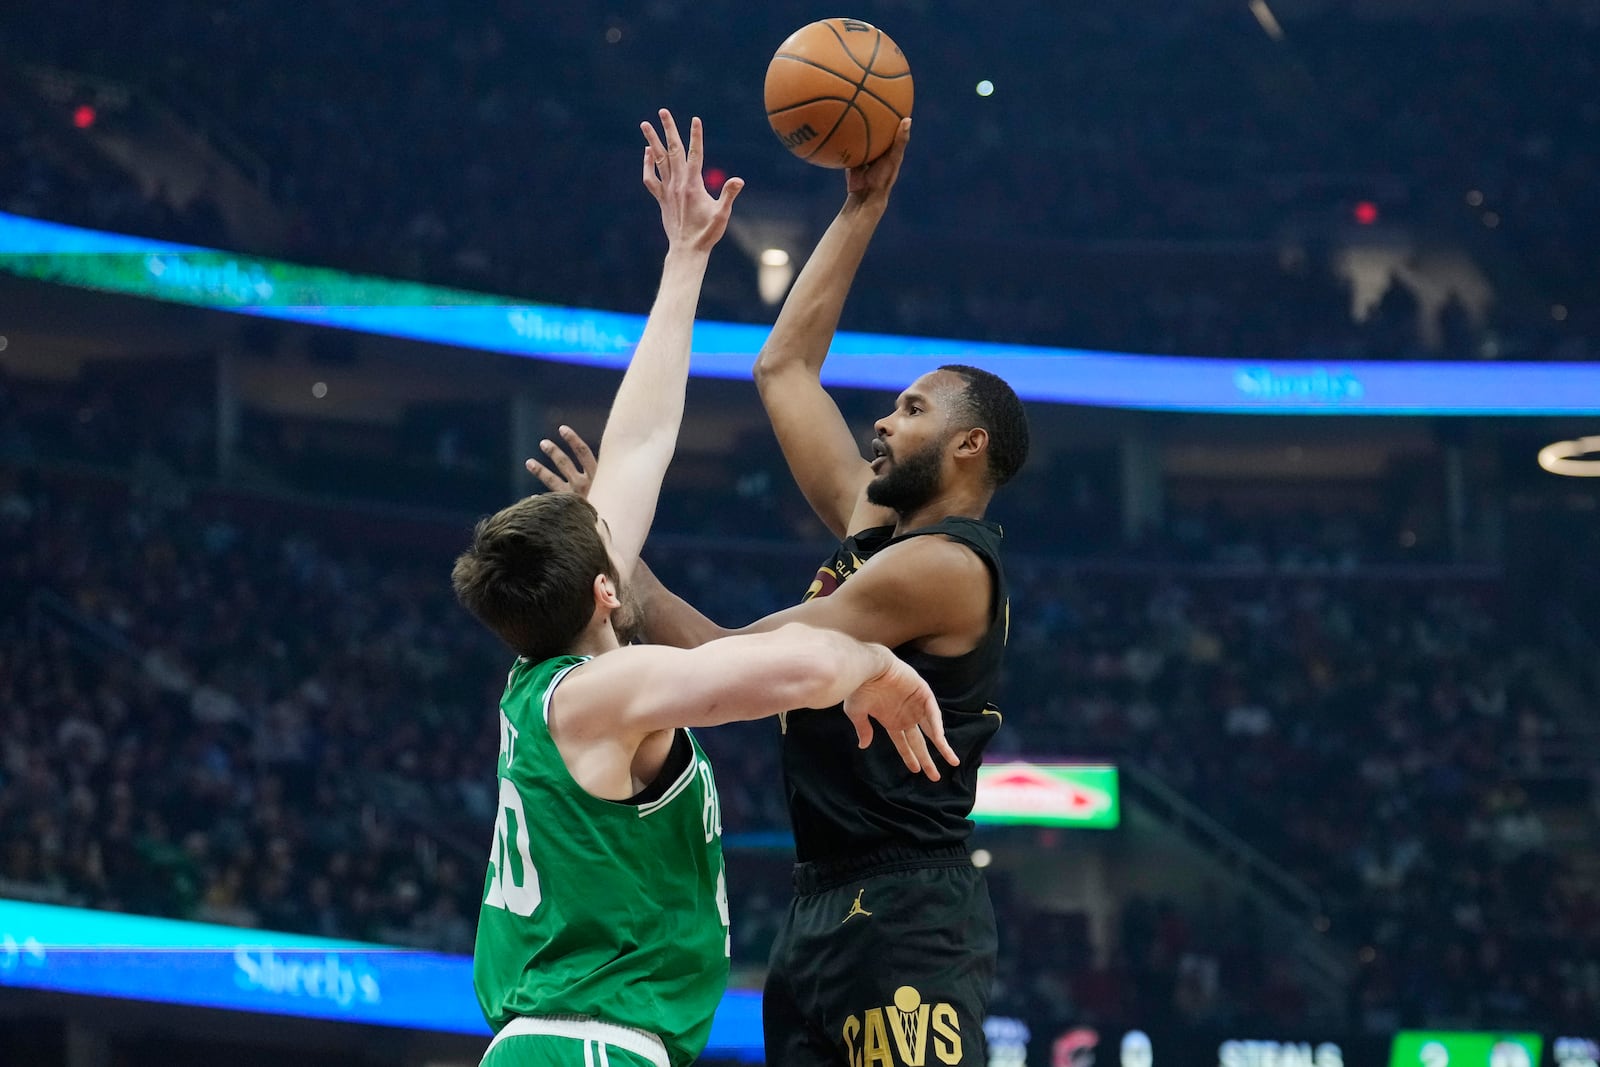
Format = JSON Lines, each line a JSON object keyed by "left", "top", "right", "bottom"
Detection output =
{"left": 2, "top": 210, "right": 1597, "bottom": 415}
{"left": 0, "top": 899, "right": 763, "bottom": 1058}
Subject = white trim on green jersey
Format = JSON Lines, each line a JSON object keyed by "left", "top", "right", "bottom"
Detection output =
{"left": 483, "top": 1016, "right": 670, "bottom": 1067}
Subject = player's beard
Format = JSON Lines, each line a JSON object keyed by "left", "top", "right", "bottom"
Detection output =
{"left": 611, "top": 580, "right": 644, "bottom": 645}
{"left": 866, "top": 439, "right": 944, "bottom": 515}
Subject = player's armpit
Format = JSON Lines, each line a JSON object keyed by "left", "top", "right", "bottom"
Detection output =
{"left": 735, "top": 535, "right": 993, "bottom": 653}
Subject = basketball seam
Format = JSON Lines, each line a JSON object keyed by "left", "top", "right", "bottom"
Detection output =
{"left": 803, "top": 95, "right": 858, "bottom": 162}
{"left": 767, "top": 55, "right": 860, "bottom": 101}
{"left": 767, "top": 56, "right": 907, "bottom": 139}
{"left": 824, "top": 21, "right": 874, "bottom": 75}
{"left": 769, "top": 55, "right": 908, "bottom": 112}
{"left": 772, "top": 25, "right": 910, "bottom": 166}
{"left": 818, "top": 23, "right": 910, "bottom": 82}
{"left": 774, "top": 50, "right": 871, "bottom": 163}
{"left": 765, "top": 95, "right": 860, "bottom": 117}
{"left": 854, "top": 81, "right": 907, "bottom": 116}
{"left": 858, "top": 30, "right": 883, "bottom": 162}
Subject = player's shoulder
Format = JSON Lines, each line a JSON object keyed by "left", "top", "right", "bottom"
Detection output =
{"left": 860, "top": 528, "right": 992, "bottom": 585}
{"left": 503, "top": 654, "right": 588, "bottom": 717}
{"left": 510, "top": 652, "right": 589, "bottom": 683}
{"left": 541, "top": 645, "right": 693, "bottom": 739}
{"left": 915, "top": 515, "right": 1005, "bottom": 549}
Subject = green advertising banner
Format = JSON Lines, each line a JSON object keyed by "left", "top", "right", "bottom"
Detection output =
{"left": 972, "top": 763, "right": 1119, "bottom": 829}
{"left": 1390, "top": 1032, "right": 1543, "bottom": 1067}
{"left": 0, "top": 229, "right": 505, "bottom": 309}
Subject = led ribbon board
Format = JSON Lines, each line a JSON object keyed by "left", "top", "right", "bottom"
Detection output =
{"left": 0, "top": 899, "right": 763, "bottom": 1058}
{"left": 972, "top": 763, "right": 1120, "bottom": 829}
{"left": 3, "top": 211, "right": 1600, "bottom": 415}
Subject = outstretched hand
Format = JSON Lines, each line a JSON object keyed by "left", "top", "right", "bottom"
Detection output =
{"left": 845, "top": 117, "right": 911, "bottom": 209}
{"left": 841, "top": 652, "right": 960, "bottom": 781}
{"left": 525, "top": 425, "right": 596, "bottom": 497}
{"left": 642, "top": 109, "right": 745, "bottom": 252}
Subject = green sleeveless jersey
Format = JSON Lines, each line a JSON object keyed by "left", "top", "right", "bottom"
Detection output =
{"left": 473, "top": 655, "right": 730, "bottom": 1067}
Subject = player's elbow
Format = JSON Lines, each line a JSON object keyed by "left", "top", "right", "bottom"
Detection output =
{"left": 752, "top": 350, "right": 779, "bottom": 388}
{"left": 752, "top": 346, "right": 810, "bottom": 388}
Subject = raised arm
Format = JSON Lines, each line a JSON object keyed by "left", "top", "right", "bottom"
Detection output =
{"left": 752, "top": 118, "right": 911, "bottom": 538}
{"left": 586, "top": 110, "right": 744, "bottom": 581}
{"left": 555, "top": 624, "right": 958, "bottom": 780}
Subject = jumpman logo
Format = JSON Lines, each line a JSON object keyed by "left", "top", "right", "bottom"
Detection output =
{"left": 842, "top": 888, "right": 873, "bottom": 924}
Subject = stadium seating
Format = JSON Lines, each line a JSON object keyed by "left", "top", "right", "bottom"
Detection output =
{"left": 2, "top": 3, "right": 1596, "bottom": 358}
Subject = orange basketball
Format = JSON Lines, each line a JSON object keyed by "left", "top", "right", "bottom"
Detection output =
{"left": 764, "top": 18, "right": 914, "bottom": 169}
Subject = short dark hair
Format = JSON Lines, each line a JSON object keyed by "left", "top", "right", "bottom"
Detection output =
{"left": 451, "top": 493, "right": 614, "bottom": 661}
{"left": 939, "top": 364, "right": 1030, "bottom": 487}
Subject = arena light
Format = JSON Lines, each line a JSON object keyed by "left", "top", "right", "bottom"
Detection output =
{"left": 1537, "top": 436, "right": 1600, "bottom": 477}
{"left": 757, "top": 247, "right": 794, "bottom": 305}
{"left": 1249, "top": 0, "right": 1286, "bottom": 40}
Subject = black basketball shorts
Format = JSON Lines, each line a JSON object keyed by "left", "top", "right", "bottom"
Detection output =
{"left": 762, "top": 846, "right": 998, "bottom": 1067}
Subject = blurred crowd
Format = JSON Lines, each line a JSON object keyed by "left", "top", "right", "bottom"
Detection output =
{"left": 2, "top": 2, "right": 1598, "bottom": 359}
{"left": 1, "top": 429, "right": 1593, "bottom": 1030}
{"left": 3, "top": 1, "right": 1599, "bottom": 1031}
{"left": 0, "top": 466, "right": 504, "bottom": 951}
{"left": 997, "top": 568, "right": 1595, "bottom": 1030}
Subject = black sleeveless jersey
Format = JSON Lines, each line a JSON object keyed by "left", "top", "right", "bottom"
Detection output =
{"left": 781, "top": 515, "right": 1008, "bottom": 862}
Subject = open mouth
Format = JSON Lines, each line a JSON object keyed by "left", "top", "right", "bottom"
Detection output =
{"left": 869, "top": 439, "right": 890, "bottom": 471}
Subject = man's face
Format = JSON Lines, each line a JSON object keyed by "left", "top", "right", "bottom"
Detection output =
{"left": 866, "top": 371, "right": 962, "bottom": 514}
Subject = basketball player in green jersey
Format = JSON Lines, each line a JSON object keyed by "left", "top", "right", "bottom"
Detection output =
{"left": 532, "top": 118, "right": 1029, "bottom": 1067}
{"left": 452, "top": 111, "right": 958, "bottom": 1067}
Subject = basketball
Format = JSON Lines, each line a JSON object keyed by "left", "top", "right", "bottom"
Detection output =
{"left": 764, "top": 18, "right": 914, "bottom": 169}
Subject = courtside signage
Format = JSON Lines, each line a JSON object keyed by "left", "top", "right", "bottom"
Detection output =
{"left": 0, "top": 899, "right": 763, "bottom": 1058}
{"left": 973, "top": 763, "right": 1120, "bottom": 829}
{"left": 3, "top": 211, "right": 1599, "bottom": 416}
{"left": 1390, "top": 1032, "right": 1544, "bottom": 1067}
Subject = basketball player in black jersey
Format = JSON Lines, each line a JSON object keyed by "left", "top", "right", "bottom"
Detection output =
{"left": 526, "top": 120, "right": 1029, "bottom": 1067}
